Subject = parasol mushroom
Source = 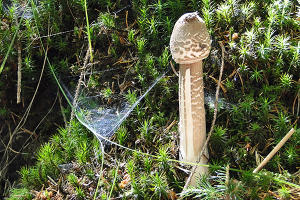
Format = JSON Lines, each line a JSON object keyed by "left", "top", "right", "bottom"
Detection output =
{"left": 170, "top": 12, "right": 211, "bottom": 169}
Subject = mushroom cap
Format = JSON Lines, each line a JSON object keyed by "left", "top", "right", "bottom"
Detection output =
{"left": 170, "top": 12, "right": 211, "bottom": 64}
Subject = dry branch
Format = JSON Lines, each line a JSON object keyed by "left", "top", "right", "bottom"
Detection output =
{"left": 68, "top": 49, "right": 90, "bottom": 131}
{"left": 253, "top": 128, "right": 295, "bottom": 173}
{"left": 17, "top": 41, "right": 22, "bottom": 104}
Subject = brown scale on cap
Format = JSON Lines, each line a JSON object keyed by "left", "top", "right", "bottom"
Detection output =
{"left": 184, "top": 13, "right": 198, "bottom": 23}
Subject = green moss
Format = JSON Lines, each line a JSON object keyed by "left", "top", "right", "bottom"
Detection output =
{"left": 7, "top": 188, "right": 32, "bottom": 200}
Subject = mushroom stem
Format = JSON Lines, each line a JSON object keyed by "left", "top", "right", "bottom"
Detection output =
{"left": 179, "top": 62, "right": 207, "bottom": 163}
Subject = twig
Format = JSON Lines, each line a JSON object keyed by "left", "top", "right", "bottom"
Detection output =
{"left": 292, "top": 80, "right": 299, "bottom": 116}
{"left": 225, "top": 164, "right": 230, "bottom": 200}
{"left": 68, "top": 50, "right": 90, "bottom": 132}
{"left": 253, "top": 128, "right": 295, "bottom": 173}
{"left": 47, "top": 175, "right": 58, "bottom": 186}
{"left": 209, "top": 75, "right": 227, "bottom": 94}
{"left": 17, "top": 41, "right": 22, "bottom": 104}
{"left": 183, "top": 41, "right": 226, "bottom": 190}
{"left": 21, "top": 128, "right": 38, "bottom": 138}
{"left": 164, "top": 120, "right": 177, "bottom": 133}
{"left": 125, "top": 10, "right": 129, "bottom": 29}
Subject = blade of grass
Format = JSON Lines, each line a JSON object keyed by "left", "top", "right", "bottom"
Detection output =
{"left": 93, "top": 139, "right": 104, "bottom": 200}
{"left": 108, "top": 163, "right": 119, "bottom": 200}
{"left": 84, "top": 0, "right": 93, "bottom": 62}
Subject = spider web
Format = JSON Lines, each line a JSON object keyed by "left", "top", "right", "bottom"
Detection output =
{"left": 60, "top": 65, "right": 169, "bottom": 141}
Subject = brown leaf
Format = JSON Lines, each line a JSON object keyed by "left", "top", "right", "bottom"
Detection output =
{"left": 167, "top": 190, "right": 178, "bottom": 200}
{"left": 119, "top": 174, "right": 131, "bottom": 189}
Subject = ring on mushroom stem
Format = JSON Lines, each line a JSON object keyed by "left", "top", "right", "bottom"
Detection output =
{"left": 169, "top": 12, "right": 211, "bottom": 184}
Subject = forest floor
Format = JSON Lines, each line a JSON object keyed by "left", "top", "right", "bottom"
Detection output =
{"left": 1, "top": 0, "right": 299, "bottom": 199}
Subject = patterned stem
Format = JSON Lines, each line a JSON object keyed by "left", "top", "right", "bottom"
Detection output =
{"left": 179, "top": 62, "right": 207, "bottom": 162}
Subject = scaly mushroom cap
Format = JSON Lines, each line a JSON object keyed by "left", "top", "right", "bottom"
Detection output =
{"left": 170, "top": 12, "right": 211, "bottom": 64}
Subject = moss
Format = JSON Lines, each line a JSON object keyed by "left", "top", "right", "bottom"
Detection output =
{"left": 6, "top": 188, "right": 32, "bottom": 200}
